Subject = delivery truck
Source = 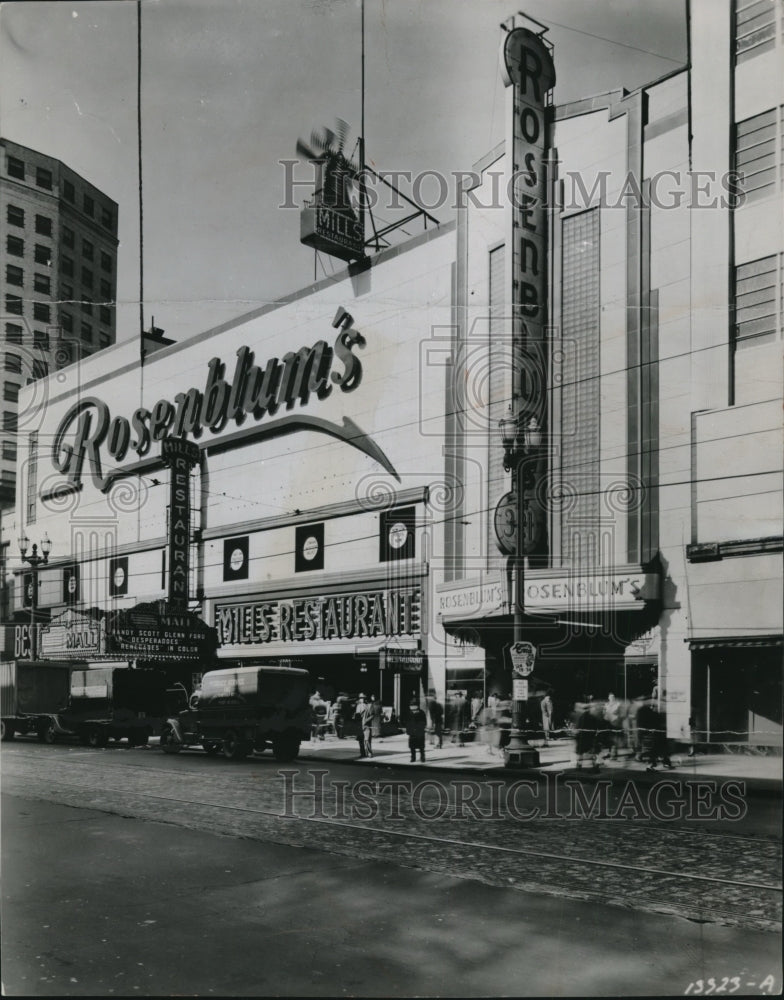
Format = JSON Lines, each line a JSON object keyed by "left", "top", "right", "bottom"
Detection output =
{"left": 160, "top": 664, "right": 311, "bottom": 761}
{"left": 0, "top": 661, "right": 72, "bottom": 741}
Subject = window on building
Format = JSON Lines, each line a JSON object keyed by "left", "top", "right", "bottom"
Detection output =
{"left": 5, "top": 295, "right": 23, "bottom": 315}
{"left": 101, "top": 206, "right": 113, "bottom": 229}
{"left": 6, "top": 265, "right": 23, "bottom": 287}
{"left": 3, "top": 411, "right": 17, "bottom": 432}
{"left": 735, "top": 107, "right": 780, "bottom": 202}
{"left": 99, "top": 332, "right": 111, "bottom": 348}
{"left": 83, "top": 193, "right": 94, "bottom": 216}
{"left": 99, "top": 278, "right": 112, "bottom": 299}
{"left": 100, "top": 251, "right": 112, "bottom": 273}
{"left": 33, "top": 330, "right": 49, "bottom": 351}
{"left": 63, "top": 178, "right": 75, "bottom": 202}
{"left": 81, "top": 322, "right": 92, "bottom": 343}
{"left": 4, "top": 323, "right": 23, "bottom": 344}
{"left": 36, "top": 166, "right": 53, "bottom": 190}
{"left": 61, "top": 283, "right": 73, "bottom": 301}
{"left": 32, "top": 359, "right": 48, "bottom": 380}
{"left": 33, "top": 302, "right": 50, "bottom": 323}
{"left": 35, "top": 214, "right": 52, "bottom": 236}
{"left": 735, "top": 0, "right": 778, "bottom": 59}
{"left": 61, "top": 312, "right": 73, "bottom": 333}
{"left": 27, "top": 432, "right": 38, "bottom": 524}
{"left": 735, "top": 254, "right": 781, "bottom": 347}
{"left": 82, "top": 239, "right": 94, "bottom": 261}
{"left": 63, "top": 226, "right": 74, "bottom": 248}
{"left": 99, "top": 305, "right": 111, "bottom": 325}
{"left": 2, "top": 440, "right": 17, "bottom": 462}
{"left": 3, "top": 382, "right": 20, "bottom": 403}
{"left": 61, "top": 256, "right": 74, "bottom": 277}
{"left": 6, "top": 235, "right": 24, "bottom": 257}
{"left": 81, "top": 266, "right": 93, "bottom": 288}
{"left": 81, "top": 298, "right": 93, "bottom": 316}
{"left": 34, "top": 243, "right": 51, "bottom": 265}
{"left": 5, "top": 354, "right": 22, "bottom": 374}
{"left": 7, "top": 156, "right": 25, "bottom": 179}
{"left": 7, "top": 204, "right": 24, "bottom": 227}
{"left": 34, "top": 273, "right": 50, "bottom": 294}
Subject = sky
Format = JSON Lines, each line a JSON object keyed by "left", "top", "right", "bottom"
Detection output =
{"left": 0, "top": 0, "right": 688, "bottom": 347}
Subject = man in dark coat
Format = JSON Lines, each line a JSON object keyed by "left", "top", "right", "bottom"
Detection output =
{"left": 426, "top": 690, "right": 444, "bottom": 748}
{"left": 406, "top": 700, "right": 427, "bottom": 762}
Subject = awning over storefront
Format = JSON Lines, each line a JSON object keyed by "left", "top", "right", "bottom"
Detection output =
{"left": 686, "top": 635, "right": 783, "bottom": 650}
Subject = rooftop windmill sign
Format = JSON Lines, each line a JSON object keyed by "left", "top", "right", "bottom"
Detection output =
{"left": 298, "top": 118, "right": 365, "bottom": 262}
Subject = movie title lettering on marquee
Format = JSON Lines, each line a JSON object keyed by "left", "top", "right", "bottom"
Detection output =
{"left": 214, "top": 588, "right": 421, "bottom": 647}
{"left": 51, "top": 311, "right": 366, "bottom": 494}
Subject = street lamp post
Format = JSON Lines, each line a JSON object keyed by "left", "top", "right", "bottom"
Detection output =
{"left": 18, "top": 532, "right": 52, "bottom": 661}
{"left": 499, "top": 408, "right": 541, "bottom": 768}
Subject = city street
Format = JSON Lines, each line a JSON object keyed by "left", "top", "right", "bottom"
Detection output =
{"left": 2, "top": 740, "right": 781, "bottom": 996}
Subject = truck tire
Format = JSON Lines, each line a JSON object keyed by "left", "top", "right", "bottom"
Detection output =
{"left": 222, "top": 730, "right": 250, "bottom": 760}
{"left": 88, "top": 728, "right": 109, "bottom": 749}
{"left": 202, "top": 740, "right": 221, "bottom": 756}
{"left": 41, "top": 722, "right": 59, "bottom": 745}
{"left": 273, "top": 735, "right": 301, "bottom": 762}
{"left": 0, "top": 720, "right": 14, "bottom": 741}
{"left": 159, "top": 725, "right": 182, "bottom": 754}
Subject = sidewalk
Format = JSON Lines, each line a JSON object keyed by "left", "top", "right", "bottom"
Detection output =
{"left": 298, "top": 731, "right": 783, "bottom": 793}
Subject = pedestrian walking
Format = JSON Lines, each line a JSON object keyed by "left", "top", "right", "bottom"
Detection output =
{"left": 449, "top": 691, "right": 466, "bottom": 746}
{"left": 573, "top": 698, "right": 600, "bottom": 769}
{"left": 354, "top": 693, "right": 369, "bottom": 757}
{"left": 360, "top": 696, "right": 375, "bottom": 758}
{"left": 406, "top": 699, "right": 427, "bottom": 762}
{"left": 309, "top": 691, "right": 328, "bottom": 741}
{"left": 637, "top": 697, "right": 672, "bottom": 770}
{"left": 540, "top": 693, "right": 554, "bottom": 744}
{"left": 370, "top": 694, "right": 383, "bottom": 742}
{"left": 426, "top": 690, "right": 444, "bottom": 748}
{"left": 603, "top": 692, "right": 622, "bottom": 759}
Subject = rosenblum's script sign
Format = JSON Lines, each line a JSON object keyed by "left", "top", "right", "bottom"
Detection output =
{"left": 215, "top": 587, "right": 421, "bottom": 647}
{"left": 51, "top": 310, "right": 365, "bottom": 494}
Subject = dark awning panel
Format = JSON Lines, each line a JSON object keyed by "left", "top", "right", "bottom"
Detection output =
{"left": 687, "top": 634, "right": 783, "bottom": 650}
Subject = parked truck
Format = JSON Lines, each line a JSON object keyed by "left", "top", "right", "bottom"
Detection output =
{"left": 160, "top": 665, "right": 311, "bottom": 761}
{"left": 46, "top": 666, "right": 189, "bottom": 747}
{"left": 0, "top": 661, "right": 71, "bottom": 741}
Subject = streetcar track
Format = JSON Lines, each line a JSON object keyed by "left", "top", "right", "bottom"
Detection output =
{"left": 5, "top": 767, "right": 781, "bottom": 895}
{"left": 4, "top": 745, "right": 780, "bottom": 847}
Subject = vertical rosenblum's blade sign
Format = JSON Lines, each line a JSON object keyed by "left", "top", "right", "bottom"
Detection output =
{"left": 501, "top": 27, "right": 555, "bottom": 423}
{"left": 161, "top": 437, "right": 200, "bottom": 608}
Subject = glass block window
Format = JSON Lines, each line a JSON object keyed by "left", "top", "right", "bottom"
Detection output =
{"left": 735, "top": 0, "right": 780, "bottom": 59}
{"left": 560, "top": 209, "right": 601, "bottom": 566}
{"left": 735, "top": 254, "right": 782, "bottom": 347}
{"left": 735, "top": 107, "right": 781, "bottom": 202}
{"left": 487, "top": 243, "right": 508, "bottom": 572}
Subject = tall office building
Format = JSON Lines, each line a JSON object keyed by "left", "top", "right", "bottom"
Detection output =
{"left": 0, "top": 138, "right": 119, "bottom": 509}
